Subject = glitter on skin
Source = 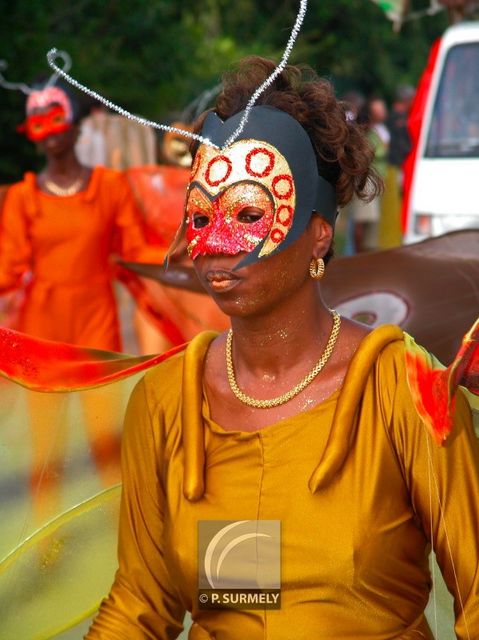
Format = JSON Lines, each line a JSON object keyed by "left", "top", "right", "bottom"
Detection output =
{"left": 262, "top": 373, "right": 277, "bottom": 382}
{"left": 299, "top": 398, "right": 316, "bottom": 411}
{"left": 195, "top": 213, "right": 346, "bottom": 415}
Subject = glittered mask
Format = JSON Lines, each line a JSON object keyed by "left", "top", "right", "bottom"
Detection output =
{"left": 185, "top": 106, "right": 337, "bottom": 268}
{"left": 186, "top": 139, "right": 295, "bottom": 260}
{"left": 26, "top": 86, "right": 73, "bottom": 122}
{"left": 17, "top": 104, "right": 71, "bottom": 142}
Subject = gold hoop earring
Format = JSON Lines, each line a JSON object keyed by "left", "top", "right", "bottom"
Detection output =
{"left": 309, "top": 257, "right": 325, "bottom": 280}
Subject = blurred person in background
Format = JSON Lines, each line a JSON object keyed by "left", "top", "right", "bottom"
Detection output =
{"left": 379, "top": 84, "right": 414, "bottom": 249}
{"left": 75, "top": 99, "right": 157, "bottom": 170}
{"left": 338, "top": 90, "right": 366, "bottom": 255}
{"left": 350, "top": 96, "right": 389, "bottom": 252}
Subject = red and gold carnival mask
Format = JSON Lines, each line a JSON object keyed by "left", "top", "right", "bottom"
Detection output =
{"left": 186, "top": 139, "right": 296, "bottom": 260}
{"left": 17, "top": 104, "right": 71, "bottom": 142}
{"left": 182, "top": 107, "right": 337, "bottom": 269}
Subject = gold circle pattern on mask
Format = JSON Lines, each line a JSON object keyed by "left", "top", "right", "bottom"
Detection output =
{"left": 188, "top": 139, "right": 296, "bottom": 258}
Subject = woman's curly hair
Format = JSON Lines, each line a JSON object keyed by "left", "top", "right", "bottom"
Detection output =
{"left": 192, "top": 56, "right": 382, "bottom": 209}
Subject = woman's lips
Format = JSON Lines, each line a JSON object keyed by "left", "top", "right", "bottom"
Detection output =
{"left": 43, "top": 135, "right": 62, "bottom": 149}
{"left": 205, "top": 269, "right": 241, "bottom": 292}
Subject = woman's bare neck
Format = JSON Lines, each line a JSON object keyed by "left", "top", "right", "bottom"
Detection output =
{"left": 43, "top": 152, "right": 83, "bottom": 179}
{"left": 228, "top": 287, "right": 333, "bottom": 378}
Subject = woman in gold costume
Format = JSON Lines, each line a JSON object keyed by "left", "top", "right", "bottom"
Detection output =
{"left": 85, "top": 58, "right": 479, "bottom": 640}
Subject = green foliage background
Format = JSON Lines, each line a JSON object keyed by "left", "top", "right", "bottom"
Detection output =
{"left": 0, "top": 0, "right": 448, "bottom": 182}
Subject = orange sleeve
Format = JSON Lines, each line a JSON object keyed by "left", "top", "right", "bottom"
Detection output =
{"left": 113, "top": 173, "right": 164, "bottom": 264}
{"left": 0, "top": 184, "right": 32, "bottom": 293}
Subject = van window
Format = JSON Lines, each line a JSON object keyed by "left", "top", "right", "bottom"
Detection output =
{"left": 426, "top": 43, "right": 479, "bottom": 158}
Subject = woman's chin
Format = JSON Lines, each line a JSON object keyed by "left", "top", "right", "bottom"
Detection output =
{"left": 208, "top": 288, "right": 272, "bottom": 320}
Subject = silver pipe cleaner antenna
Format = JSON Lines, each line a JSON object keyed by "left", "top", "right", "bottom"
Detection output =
{"left": 0, "top": 51, "right": 73, "bottom": 96}
{"left": 45, "top": 50, "right": 72, "bottom": 87}
{"left": 46, "top": 49, "right": 219, "bottom": 149}
{"left": 0, "top": 60, "right": 34, "bottom": 95}
{"left": 46, "top": 0, "right": 308, "bottom": 151}
{"left": 222, "top": 0, "right": 308, "bottom": 148}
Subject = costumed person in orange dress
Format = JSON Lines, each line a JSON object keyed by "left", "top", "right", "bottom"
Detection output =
{"left": 0, "top": 55, "right": 156, "bottom": 351}
{"left": 0, "top": 56, "right": 159, "bottom": 527}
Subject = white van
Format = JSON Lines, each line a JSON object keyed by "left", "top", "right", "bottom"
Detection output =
{"left": 405, "top": 22, "right": 479, "bottom": 243}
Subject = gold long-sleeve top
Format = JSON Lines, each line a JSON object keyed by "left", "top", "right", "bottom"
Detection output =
{"left": 86, "top": 327, "right": 479, "bottom": 640}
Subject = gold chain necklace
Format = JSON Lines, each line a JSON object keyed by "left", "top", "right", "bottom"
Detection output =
{"left": 226, "top": 310, "right": 341, "bottom": 409}
{"left": 44, "top": 177, "right": 83, "bottom": 197}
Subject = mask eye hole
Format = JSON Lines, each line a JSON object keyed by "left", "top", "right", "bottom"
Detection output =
{"left": 236, "top": 207, "right": 265, "bottom": 224}
{"left": 192, "top": 212, "right": 210, "bottom": 229}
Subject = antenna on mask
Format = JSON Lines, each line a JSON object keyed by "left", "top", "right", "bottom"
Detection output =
{"left": 46, "top": 48, "right": 220, "bottom": 149}
{"left": 223, "top": 0, "right": 307, "bottom": 148}
{"left": 45, "top": 50, "right": 72, "bottom": 87}
{"left": 46, "top": 0, "right": 308, "bottom": 150}
{"left": 0, "top": 60, "right": 34, "bottom": 95}
{"left": 0, "top": 51, "right": 72, "bottom": 96}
